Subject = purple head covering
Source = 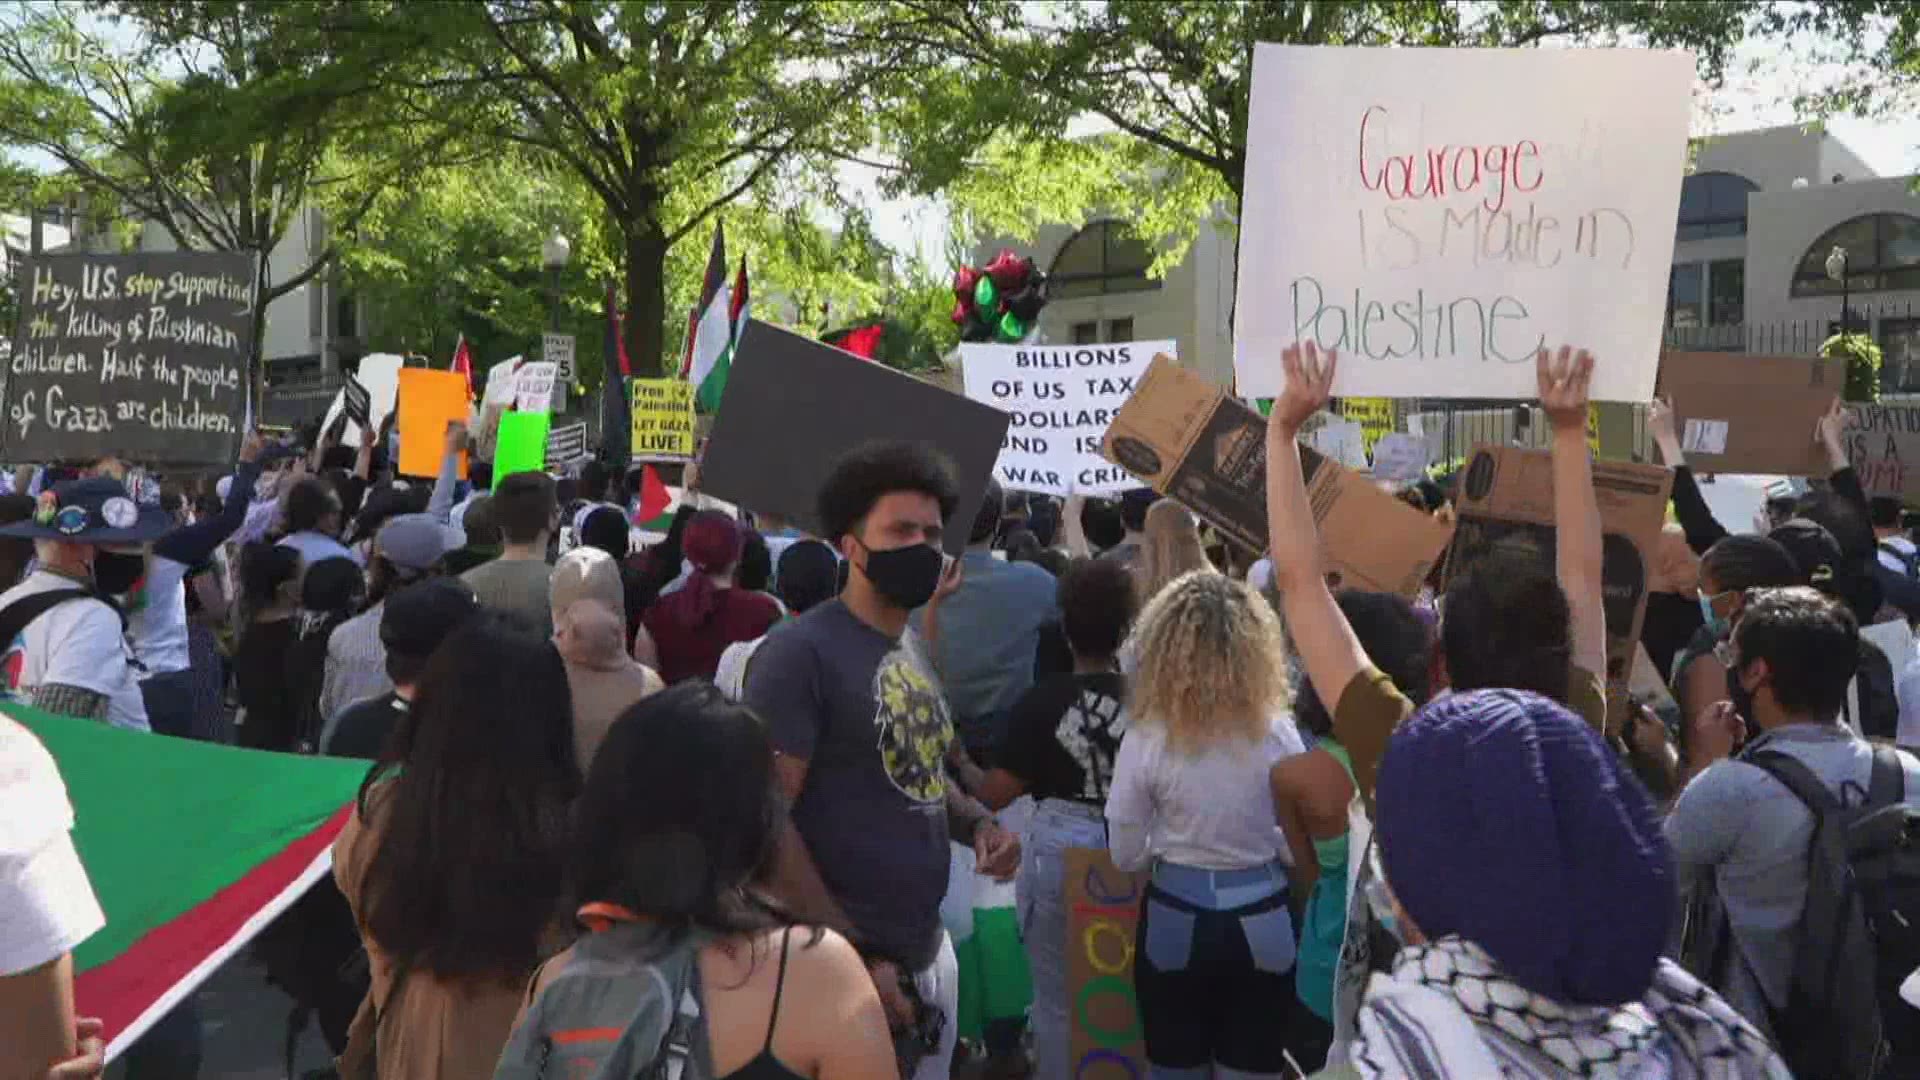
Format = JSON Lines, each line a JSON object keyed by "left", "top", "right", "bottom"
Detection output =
{"left": 1375, "top": 689, "right": 1674, "bottom": 1007}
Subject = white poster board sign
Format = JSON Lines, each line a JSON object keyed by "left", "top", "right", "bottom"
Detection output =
{"left": 1233, "top": 45, "right": 1691, "bottom": 402}
{"left": 323, "top": 352, "right": 403, "bottom": 443}
{"left": 1371, "top": 431, "right": 1430, "bottom": 484}
{"left": 513, "top": 361, "right": 557, "bottom": 413}
{"left": 960, "top": 339, "right": 1171, "bottom": 495}
{"left": 483, "top": 356, "right": 521, "bottom": 407}
{"left": 543, "top": 332, "right": 576, "bottom": 385}
{"left": 1304, "top": 416, "right": 1367, "bottom": 469}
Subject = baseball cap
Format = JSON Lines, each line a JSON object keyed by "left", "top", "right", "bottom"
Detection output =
{"left": 380, "top": 578, "right": 479, "bottom": 658}
{"left": 377, "top": 513, "right": 459, "bottom": 572}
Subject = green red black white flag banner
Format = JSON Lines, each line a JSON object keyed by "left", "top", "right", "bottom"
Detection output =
{"left": 10, "top": 705, "right": 366, "bottom": 1060}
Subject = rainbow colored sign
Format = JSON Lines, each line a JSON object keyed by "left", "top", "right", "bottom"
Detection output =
{"left": 1065, "top": 847, "right": 1148, "bottom": 1078}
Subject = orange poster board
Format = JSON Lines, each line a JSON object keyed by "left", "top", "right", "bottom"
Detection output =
{"left": 396, "top": 368, "right": 469, "bottom": 479}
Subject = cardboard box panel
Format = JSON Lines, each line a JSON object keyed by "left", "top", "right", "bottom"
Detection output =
{"left": 1656, "top": 351, "right": 1845, "bottom": 476}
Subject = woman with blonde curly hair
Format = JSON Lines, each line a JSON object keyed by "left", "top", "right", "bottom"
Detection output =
{"left": 1138, "top": 498, "right": 1211, "bottom": 604}
{"left": 1105, "top": 569, "right": 1308, "bottom": 1078}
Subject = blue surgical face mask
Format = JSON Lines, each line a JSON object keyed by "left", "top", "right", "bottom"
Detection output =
{"left": 1698, "top": 589, "right": 1731, "bottom": 639}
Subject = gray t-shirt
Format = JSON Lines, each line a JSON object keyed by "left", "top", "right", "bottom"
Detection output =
{"left": 744, "top": 600, "right": 953, "bottom": 970}
{"left": 1666, "top": 722, "right": 1920, "bottom": 1035}
{"left": 461, "top": 557, "right": 554, "bottom": 638}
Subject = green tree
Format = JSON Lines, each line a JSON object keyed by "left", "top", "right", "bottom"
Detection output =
{"left": 0, "top": 1, "right": 455, "bottom": 383}
{"left": 878, "top": 1, "right": 1769, "bottom": 274}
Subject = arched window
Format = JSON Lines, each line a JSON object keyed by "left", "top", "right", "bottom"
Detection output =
{"left": 1790, "top": 213, "right": 1920, "bottom": 297}
{"left": 1047, "top": 220, "right": 1160, "bottom": 299}
{"left": 1676, "top": 172, "right": 1757, "bottom": 240}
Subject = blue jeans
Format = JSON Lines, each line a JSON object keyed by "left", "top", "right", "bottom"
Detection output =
{"left": 1016, "top": 799, "right": 1109, "bottom": 1080}
{"left": 1136, "top": 860, "right": 1296, "bottom": 1079}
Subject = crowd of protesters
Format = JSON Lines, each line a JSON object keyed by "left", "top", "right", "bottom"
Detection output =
{"left": 4, "top": 341, "right": 1920, "bottom": 1080}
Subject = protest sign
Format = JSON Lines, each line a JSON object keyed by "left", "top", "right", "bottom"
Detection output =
{"left": 395, "top": 368, "right": 469, "bottom": 479}
{"left": 1064, "top": 848, "right": 1147, "bottom": 1080}
{"left": 1340, "top": 397, "right": 1394, "bottom": 454}
{"left": 512, "top": 361, "right": 558, "bottom": 413}
{"left": 543, "top": 332, "right": 576, "bottom": 384}
{"left": 1371, "top": 431, "right": 1430, "bottom": 484}
{"left": 324, "top": 353, "right": 401, "bottom": 444}
{"left": 1100, "top": 355, "right": 1452, "bottom": 594}
{"left": 1445, "top": 444, "right": 1672, "bottom": 690}
{"left": 1656, "top": 351, "right": 1845, "bottom": 476}
{"left": 702, "top": 321, "right": 1009, "bottom": 555}
{"left": 1233, "top": 45, "right": 1691, "bottom": 403}
{"left": 483, "top": 356, "right": 521, "bottom": 407}
{"left": 5, "top": 251, "right": 253, "bottom": 463}
{"left": 1843, "top": 403, "right": 1920, "bottom": 501}
{"left": 959, "top": 340, "right": 1167, "bottom": 495}
{"left": 342, "top": 375, "right": 370, "bottom": 429}
{"left": 492, "top": 410, "right": 551, "bottom": 488}
{"left": 1304, "top": 415, "right": 1367, "bottom": 469}
{"left": 629, "top": 378, "right": 695, "bottom": 458}
{"left": 546, "top": 418, "right": 588, "bottom": 466}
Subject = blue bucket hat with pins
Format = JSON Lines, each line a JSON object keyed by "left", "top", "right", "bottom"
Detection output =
{"left": 1375, "top": 688, "right": 1675, "bottom": 1007}
{"left": 0, "top": 476, "right": 172, "bottom": 544}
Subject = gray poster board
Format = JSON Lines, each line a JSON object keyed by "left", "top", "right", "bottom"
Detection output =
{"left": 700, "top": 321, "right": 1009, "bottom": 555}
{"left": 5, "top": 250, "right": 255, "bottom": 464}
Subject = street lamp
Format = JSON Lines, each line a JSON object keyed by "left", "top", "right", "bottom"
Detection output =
{"left": 1825, "top": 245, "right": 1850, "bottom": 334}
{"left": 541, "top": 228, "right": 571, "bottom": 332}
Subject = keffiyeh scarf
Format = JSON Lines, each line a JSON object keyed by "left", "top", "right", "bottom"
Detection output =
{"left": 1349, "top": 938, "right": 1788, "bottom": 1079}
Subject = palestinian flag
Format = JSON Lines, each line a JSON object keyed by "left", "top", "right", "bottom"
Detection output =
{"left": 679, "top": 224, "right": 732, "bottom": 413}
{"left": 631, "top": 464, "right": 680, "bottom": 535}
{"left": 11, "top": 706, "right": 366, "bottom": 1059}
{"left": 823, "top": 322, "right": 884, "bottom": 361}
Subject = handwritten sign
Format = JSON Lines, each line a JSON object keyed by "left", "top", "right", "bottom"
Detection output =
{"left": 1372, "top": 431, "right": 1431, "bottom": 483}
{"left": 629, "top": 378, "right": 695, "bottom": 458}
{"left": 960, "top": 341, "right": 1167, "bottom": 495}
{"left": 542, "top": 332, "right": 576, "bottom": 385}
{"left": 325, "top": 353, "right": 401, "bottom": 444}
{"left": 546, "top": 418, "right": 588, "bottom": 466}
{"left": 1341, "top": 397, "right": 1394, "bottom": 454}
{"left": 1064, "top": 848, "right": 1146, "bottom": 1080}
{"left": 1234, "top": 45, "right": 1692, "bottom": 402}
{"left": 513, "top": 361, "right": 558, "bottom": 413}
{"left": 1844, "top": 404, "right": 1920, "bottom": 500}
{"left": 483, "top": 356, "right": 521, "bottom": 407}
{"left": 1305, "top": 415, "right": 1367, "bottom": 468}
{"left": 5, "top": 251, "right": 254, "bottom": 463}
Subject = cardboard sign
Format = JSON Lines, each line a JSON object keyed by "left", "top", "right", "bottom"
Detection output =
{"left": 1100, "top": 355, "right": 1452, "bottom": 595}
{"left": 1843, "top": 404, "right": 1920, "bottom": 501}
{"left": 342, "top": 375, "right": 370, "bottom": 429}
{"left": 512, "top": 361, "right": 558, "bottom": 413}
{"left": 629, "top": 378, "right": 695, "bottom": 459}
{"left": 1233, "top": 45, "right": 1691, "bottom": 403}
{"left": 1371, "top": 431, "right": 1431, "bottom": 484}
{"left": 542, "top": 332, "right": 576, "bottom": 384}
{"left": 701, "top": 321, "right": 1010, "bottom": 556}
{"left": 395, "top": 368, "right": 469, "bottom": 479}
{"left": 959, "top": 340, "right": 1168, "bottom": 495}
{"left": 1064, "top": 848, "right": 1147, "bottom": 1080}
{"left": 492, "top": 410, "right": 550, "bottom": 488}
{"left": 1444, "top": 444, "right": 1673, "bottom": 688}
{"left": 5, "top": 251, "right": 254, "bottom": 463}
{"left": 546, "top": 418, "right": 588, "bottom": 466}
{"left": 1656, "top": 351, "right": 1845, "bottom": 477}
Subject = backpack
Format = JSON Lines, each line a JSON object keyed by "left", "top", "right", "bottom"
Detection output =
{"left": 493, "top": 921, "right": 709, "bottom": 1080}
{"left": 1744, "top": 745, "right": 1920, "bottom": 1080}
{"left": 1845, "top": 639, "right": 1901, "bottom": 743}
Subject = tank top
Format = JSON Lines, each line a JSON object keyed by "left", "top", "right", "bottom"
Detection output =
{"left": 720, "top": 926, "right": 806, "bottom": 1080}
{"left": 1296, "top": 742, "right": 1357, "bottom": 1022}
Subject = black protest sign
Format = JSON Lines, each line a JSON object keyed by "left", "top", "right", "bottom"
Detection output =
{"left": 701, "top": 321, "right": 1010, "bottom": 555}
{"left": 343, "top": 375, "right": 371, "bottom": 428}
{"left": 546, "top": 419, "right": 588, "bottom": 465}
{"left": 5, "top": 251, "right": 253, "bottom": 464}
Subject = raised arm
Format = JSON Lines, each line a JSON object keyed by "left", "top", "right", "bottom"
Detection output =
{"left": 1060, "top": 493, "right": 1092, "bottom": 558}
{"left": 155, "top": 433, "right": 264, "bottom": 567}
{"left": 428, "top": 421, "right": 467, "bottom": 524}
{"left": 1541, "top": 348, "right": 1608, "bottom": 682}
{"left": 1649, "top": 398, "right": 1729, "bottom": 556}
{"left": 1264, "top": 345, "right": 1371, "bottom": 746}
{"left": 1817, "top": 397, "right": 1871, "bottom": 519}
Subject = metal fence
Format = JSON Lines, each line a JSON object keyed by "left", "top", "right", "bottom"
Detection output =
{"left": 1378, "top": 306, "right": 1920, "bottom": 466}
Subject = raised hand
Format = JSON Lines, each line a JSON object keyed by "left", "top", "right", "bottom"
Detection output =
{"left": 1536, "top": 346, "right": 1594, "bottom": 431}
{"left": 1271, "top": 343, "right": 1337, "bottom": 437}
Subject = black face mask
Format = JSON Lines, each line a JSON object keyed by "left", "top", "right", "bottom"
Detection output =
{"left": 92, "top": 550, "right": 147, "bottom": 596}
{"left": 858, "top": 540, "right": 944, "bottom": 611}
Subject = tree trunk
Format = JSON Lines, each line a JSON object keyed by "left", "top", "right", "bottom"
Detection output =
{"left": 622, "top": 215, "right": 669, "bottom": 378}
